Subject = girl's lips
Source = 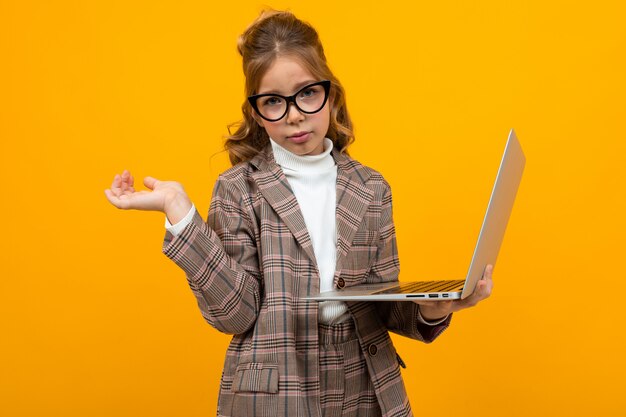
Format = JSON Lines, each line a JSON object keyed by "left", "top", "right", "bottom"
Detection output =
{"left": 288, "top": 131, "right": 311, "bottom": 143}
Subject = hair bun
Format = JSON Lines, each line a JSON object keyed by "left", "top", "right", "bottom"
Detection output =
{"left": 237, "top": 9, "right": 292, "bottom": 57}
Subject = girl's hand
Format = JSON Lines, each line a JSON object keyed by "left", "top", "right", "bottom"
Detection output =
{"left": 413, "top": 265, "right": 494, "bottom": 321}
{"left": 104, "top": 169, "right": 193, "bottom": 224}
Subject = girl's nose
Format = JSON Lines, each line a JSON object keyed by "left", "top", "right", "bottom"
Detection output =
{"left": 285, "top": 102, "right": 305, "bottom": 123}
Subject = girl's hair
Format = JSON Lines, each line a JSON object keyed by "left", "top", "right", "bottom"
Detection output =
{"left": 225, "top": 9, "right": 355, "bottom": 165}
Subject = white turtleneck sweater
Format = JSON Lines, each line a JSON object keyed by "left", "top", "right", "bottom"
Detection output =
{"left": 166, "top": 137, "right": 349, "bottom": 324}
{"left": 269, "top": 137, "right": 349, "bottom": 324}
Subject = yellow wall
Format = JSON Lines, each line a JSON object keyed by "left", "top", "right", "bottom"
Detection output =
{"left": 1, "top": 1, "right": 624, "bottom": 416}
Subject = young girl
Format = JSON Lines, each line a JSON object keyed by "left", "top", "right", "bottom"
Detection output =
{"left": 105, "top": 10, "right": 493, "bottom": 417}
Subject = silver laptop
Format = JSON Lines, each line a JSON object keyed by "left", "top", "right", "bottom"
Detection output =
{"left": 306, "top": 128, "right": 525, "bottom": 301}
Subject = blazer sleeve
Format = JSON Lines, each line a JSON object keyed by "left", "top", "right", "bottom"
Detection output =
{"left": 371, "top": 179, "right": 452, "bottom": 343}
{"left": 162, "top": 175, "right": 261, "bottom": 335}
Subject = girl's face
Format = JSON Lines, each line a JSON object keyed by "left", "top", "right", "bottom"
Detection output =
{"left": 254, "top": 56, "right": 331, "bottom": 156}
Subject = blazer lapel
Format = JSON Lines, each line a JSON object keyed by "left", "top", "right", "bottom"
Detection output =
{"left": 332, "top": 148, "right": 375, "bottom": 282}
{"left": 249, "top": 144, "right": 375, "bottom": 283}
{"left": 250, "top": 146, "right": 318, "bottom": 269}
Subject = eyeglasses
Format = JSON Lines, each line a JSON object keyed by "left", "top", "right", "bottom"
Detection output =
{"left": 248, "top": 80, "right": 331, "bottom": 122}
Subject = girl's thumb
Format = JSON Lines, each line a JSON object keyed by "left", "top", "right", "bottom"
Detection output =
{"left": 143, "top": 176, "right": 159, "bottom": 190}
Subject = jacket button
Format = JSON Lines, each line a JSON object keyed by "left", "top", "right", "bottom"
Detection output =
{"left": 368, "top": 343, "right": 378, "bottom": 356}
{"left": 337, "top": 278, "right": 345, "bottom": 289}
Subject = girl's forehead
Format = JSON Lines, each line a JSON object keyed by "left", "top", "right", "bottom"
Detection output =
{"left": 258, "top": 56, "right": 317, "bottom": 95}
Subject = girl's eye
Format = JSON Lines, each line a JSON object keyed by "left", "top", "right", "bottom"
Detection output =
{"left": 262, "top": 96, "right": 282, "bottom": 107}
{"left": 299, "top": 88, "right": 317, "bottom": 99}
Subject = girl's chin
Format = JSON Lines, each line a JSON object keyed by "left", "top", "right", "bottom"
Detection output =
{"left": 299, "top": 144, "right": 325, "bottom": 156}
{"left": 282, "top": 138, "right": 324, "bottom": 155}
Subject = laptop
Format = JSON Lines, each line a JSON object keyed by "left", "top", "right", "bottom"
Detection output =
{"left": 306, "top": 128, "right": 525, "bottom": 301}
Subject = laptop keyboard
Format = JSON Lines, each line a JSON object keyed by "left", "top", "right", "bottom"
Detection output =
{"left": 373, "top": 280, "right": 465, "bottom": 295}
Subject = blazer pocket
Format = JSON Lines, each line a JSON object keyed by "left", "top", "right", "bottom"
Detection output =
{"left": 352, "top": 230, "right": 378, "bottom": 246}
{"left": 232, "top": 362, "right": 279, "bottom": 394}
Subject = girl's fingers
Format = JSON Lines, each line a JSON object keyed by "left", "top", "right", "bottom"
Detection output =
{"left": 120, "top": 170, "right": 132, "bottom": 190}
{"left": 104, "top": 189, "right": 123, "bottom": 208}
{"left": 107, "top": 171, "right": 132, "bottom": 198}
{"left": 473, "top": 264, "right": 494, "bottom": 299}
{"left": 111, "top": 174, "right": 121, "bottom": 190}
{"left": 472, "top": 279, "right": 492, "bottom": 302}
{"left": 109, "top": 176, "right": 124, "bottom": 197}
{"left": 484, "top": 264, "right": 494, "bottom": 280}
{"left": 471, "top": 281, "right": 485, "bottom": 299}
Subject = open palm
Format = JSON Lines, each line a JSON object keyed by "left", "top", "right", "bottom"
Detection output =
{"left": 104, "top": 169, "right": 188, "bottom": 214}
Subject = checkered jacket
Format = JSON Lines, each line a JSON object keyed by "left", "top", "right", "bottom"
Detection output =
{"left": 162, "top": 144, "right": 451, "bottom": 417}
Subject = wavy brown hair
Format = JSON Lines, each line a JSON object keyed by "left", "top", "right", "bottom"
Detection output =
{"left": 225, "top": 9, "right": 355, "bottom": 165}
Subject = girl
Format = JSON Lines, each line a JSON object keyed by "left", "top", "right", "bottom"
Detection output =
{"left": 105, "top": 9, "right": 493, "bottom": 417}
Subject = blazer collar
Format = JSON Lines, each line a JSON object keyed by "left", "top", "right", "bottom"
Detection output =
{"left": 250, "top": 143, "right": 375, "bottom": 277}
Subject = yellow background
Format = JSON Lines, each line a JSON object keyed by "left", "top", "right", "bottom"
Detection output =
{"left": 1, "top": 0, "right": 625, "bottom": 416}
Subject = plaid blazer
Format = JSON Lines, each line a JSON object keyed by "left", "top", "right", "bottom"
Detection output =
{"left": 163, "top": 144, "right": 451, "bottom": 417}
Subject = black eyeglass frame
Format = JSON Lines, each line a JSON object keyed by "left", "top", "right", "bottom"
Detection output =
{"left": 247, "top": 80, "right": 331, "bottom": 122}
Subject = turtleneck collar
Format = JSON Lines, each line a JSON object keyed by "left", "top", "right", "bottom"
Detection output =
{"left": 269, "top": 137, "right": 336, "bottom": 173}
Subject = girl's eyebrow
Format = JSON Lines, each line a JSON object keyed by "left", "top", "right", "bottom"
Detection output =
{"left": 258, "top": 79, "right": 317, "bottom": 95}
